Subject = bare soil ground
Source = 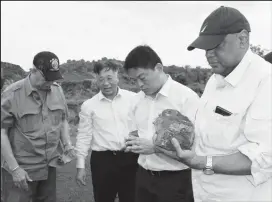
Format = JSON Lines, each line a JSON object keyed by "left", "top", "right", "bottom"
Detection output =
{"left": 1, "top": 135, "right": 117, "bottom": 202}
{"left": 56, "top": 136, "right": 94, "bottom": 202}
{"left": 56, "top": 135, "right": 119, "bottom": 202}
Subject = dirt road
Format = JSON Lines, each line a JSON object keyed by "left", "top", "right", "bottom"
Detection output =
{"left": 56, "top": 136, "right": 95, "bottom": 202}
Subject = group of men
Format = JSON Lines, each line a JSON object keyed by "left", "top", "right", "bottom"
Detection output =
{"left": 1, "top": 6, "right": 271, "bottom": 202}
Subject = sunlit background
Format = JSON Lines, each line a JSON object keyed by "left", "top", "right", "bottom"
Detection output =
{"left": 1, "top": 1, "right": 272, "bottom": 70}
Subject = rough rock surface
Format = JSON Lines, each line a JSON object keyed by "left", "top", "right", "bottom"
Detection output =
{"left": 154, "top": 109, "right": 195, "bottom": 151}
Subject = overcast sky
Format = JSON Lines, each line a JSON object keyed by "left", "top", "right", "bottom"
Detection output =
{"left": 1, "top": 1, "right": 272, "bottom": 71}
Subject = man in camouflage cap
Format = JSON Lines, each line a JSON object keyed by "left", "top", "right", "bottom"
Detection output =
{"left": 1, "top": 51, "right": 75, "bottom": 202}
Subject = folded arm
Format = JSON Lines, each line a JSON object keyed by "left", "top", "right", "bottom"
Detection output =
{"left": 237, "top": 76, "right": 272, "bottom": 185}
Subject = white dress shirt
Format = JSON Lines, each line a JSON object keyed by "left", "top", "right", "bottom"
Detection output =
{"left": 132, "top": 75, "right": 200, "bottom": 171}
{"left": 192, "top": 50, "right": 272, "bottom": 201}
{"left": 75, "top": 88, "right": 137, "bottom": 168}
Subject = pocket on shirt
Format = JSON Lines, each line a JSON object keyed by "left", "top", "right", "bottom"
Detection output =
{"left": 199, "top": 111, "right": 242, "bottom": 150}
{"left": 18, "top": 108, "right": 42, "bottom": 132}
{"left": 216, "top": 113, "right": 241, "bottom": 147}
{"left": 48, "top": 104, "right": 65, "bottom": 126}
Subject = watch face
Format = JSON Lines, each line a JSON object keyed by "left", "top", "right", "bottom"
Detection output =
{"left": 204, "top": 169, "right": 214, "bottom": 175}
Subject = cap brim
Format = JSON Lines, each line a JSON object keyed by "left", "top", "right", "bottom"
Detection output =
{"left": 45, "top": 70, "right": 63, "bottom": 81}
{"left": 264, "top": 52, "right": 272, "bottom": 63}
{"left": 187, "top": 35, "right": 226, "bottom": 51}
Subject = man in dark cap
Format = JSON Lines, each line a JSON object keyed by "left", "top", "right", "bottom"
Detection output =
{"left": 159, "top": 6, "right": 272, "bottom": 202}
{"left": 1, "top": 51, "right": 75, "bottom": 202}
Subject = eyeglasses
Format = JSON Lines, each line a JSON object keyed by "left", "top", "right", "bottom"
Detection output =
{"left": 97, "top": 77, "right": 116, "bottom": 84}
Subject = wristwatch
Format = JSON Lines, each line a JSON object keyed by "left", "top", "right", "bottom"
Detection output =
{"left": 203, "top": 156, "right": 214, "bottom": 175}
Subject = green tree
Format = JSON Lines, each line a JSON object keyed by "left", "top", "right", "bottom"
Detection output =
{"left": 250, "top": 44, "right": 267, "bottom": 58}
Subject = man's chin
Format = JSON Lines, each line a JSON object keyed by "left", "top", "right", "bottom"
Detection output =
{"left": 142, "top": 89, "right": 151, "bottom": 95}
{"left": 38, "top": 87, "right": 51, "bottom": 91}
{"left": 102, "top": 90, "right": 113, "bottom": 95}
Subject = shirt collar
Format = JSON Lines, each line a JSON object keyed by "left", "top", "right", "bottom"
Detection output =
{"left": 98, "top": 87, "right": 122, "bottom": 101}
{"left": 224, "top": 49, "right": 252, "bottom": 87}
{"left": 142, "top": 74, "right": 172, "bottom": 99}
{"left": 24, "top": 74, "right": 35, "bottom": 96}
{"left": 157, "top": 74, "right": 172, "bottom": 97}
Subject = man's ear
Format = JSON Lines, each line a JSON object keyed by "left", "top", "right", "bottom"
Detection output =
{"left": 238, "top": 29, "right": 249, "bottom": 49}
{"left": 154, "top": 63, "right": 164, "bottom": 72}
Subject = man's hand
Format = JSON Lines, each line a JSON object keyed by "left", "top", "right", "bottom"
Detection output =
{"left": 171, "top": 138, "right": 197, "bottom": 166}
{"left": 11, "top": 167, "right": 32, "bottom": 191}
{"left": 64, "top": 144, "right": 76, "bottom": 159}
{"left": 156, "top": 138, "right": 197, "bottom": 166}
{"left": 125, "top": 136, "right": 155, "bottom": 154}
{"left": 76, "top": 168, "right": 86, "bottom": 186}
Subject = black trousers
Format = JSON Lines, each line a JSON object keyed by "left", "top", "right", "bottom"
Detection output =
{"left": 90, "top": 151, "right": 139, "bottom": 202}
{"left": 135, "top": 166, "right": 194, "bottom": 202}
{"left": 1, "top": 167, "right": 56, "bottom": 202}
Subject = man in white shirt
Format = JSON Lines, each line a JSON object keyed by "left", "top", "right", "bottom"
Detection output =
{"left": 160, "top": 6, "right": 272, "bottom": 202}
{"left": 75, "top": 61, "right": 139, "bottom": 202}
{"left": 123, "top": 45, "right": 200, "bottom": 202}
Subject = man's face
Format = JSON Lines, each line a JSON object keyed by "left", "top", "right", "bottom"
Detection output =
{"left": 35, "top": 70, "right": 55, "bottom": 91}
{"left": 205, "top": 33, "right": 241, "bottom": 77}
{"left": 96, "top": 68, "right": 119, "bottom": 97}
{"left": 127, "top": 66, "right": 161, "bottom": 96}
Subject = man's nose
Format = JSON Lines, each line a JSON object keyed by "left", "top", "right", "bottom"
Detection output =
{"left": 103, "top": 80, "right": 110, "bottom": 86}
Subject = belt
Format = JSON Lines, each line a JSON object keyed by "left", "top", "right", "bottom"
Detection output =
{"left": 140, "top": 166, "right": 189, "bottom": 177}
{"left": 92, "top": 150, "right": 126, "bottom": 156}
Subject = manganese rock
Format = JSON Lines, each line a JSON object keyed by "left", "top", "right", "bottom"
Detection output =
{"left": 153, "top": 109, "right": 195, "bottom": 151}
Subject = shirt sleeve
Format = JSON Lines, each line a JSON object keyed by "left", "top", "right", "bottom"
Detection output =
{"left": 1, "top": 91, "right": 15, "bottom": 129}
{"left": 127, "top": 92, "right": 138, "bottom": 132}
{"left": 75, "top": 101, "right": 94, "bottom": 168}
{"left": 238, "top": 75, "right": 272, "bottom": 186}
{"left": 58, "top": 85, "right": 69, "bottom": 120}
{"left": 181, "top": 90, "right": 200, "bottom": 124}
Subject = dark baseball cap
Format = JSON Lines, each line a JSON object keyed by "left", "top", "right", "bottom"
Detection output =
{"left": 187, "top": 6, "right": 251, "bottom": 51}
{"left": 33, "top": 51, "right": 63, "bottom": 81}
{"left": 264, "top": 52, "right": 272, "bottom": 64}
